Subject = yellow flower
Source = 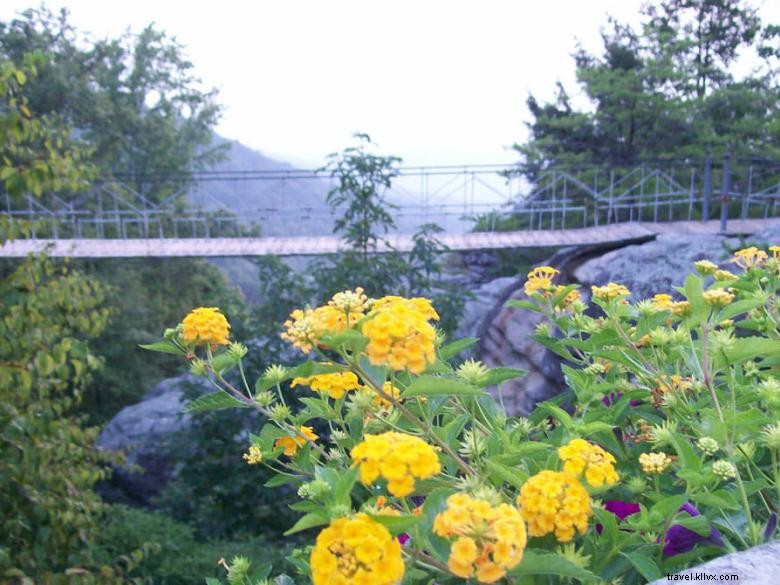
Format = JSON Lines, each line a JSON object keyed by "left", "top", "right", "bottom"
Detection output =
{"left": 350, "top": 432, "right": 440, "bottom": 497}
{"left": 703, "top": 289, "right": 735, "bottom": 307}
{"left": 329, "top": 287, "right": 370, "bottom": 314}
{"left": 274, "top": 426, "right": 319, "bottom": 457}
{"left": 242, "top": 445, "right": 262, "bottom": 465}
{"left": 670, "top": 301, "right": 691, "bottom": 316}
{"left": 181, "top": 307, "right": 230, "bottom": 348}
{"left": 770, "top": 245, "right": 780, "bottom": 260}
{"left": 433, "top": 493, "right": 527, "bottom": 583}
{"left": 310, "top": 513, "right": 404, "bottom": 585}
{"left": 523, "top": 266, "right": 559, "bottom": 296}
{"left": 639, "top": 452, "right": 672, "bottom": 475}
{"left": 517, "top": 470, "right": 592, "bottom": 542}
{"left": 651, "top": 294, "right": 674, "bottom": 311}
{"left": 558, "top": 439, "right": 619, "bottom": 488}
{"left": 732, "top": 247, "right": 768, "bottom": 269}
{"left": 292, "top": 371, "right": 364, "bottom": 400}
{"left": 591, "top": 282, "right": 630, "bottom": 301}
{"left": 362, "top": 296, "right": 439, "bottom": 374}
{"left": 553, "top": 285, "right": 581, "bottom": 312}
{"left": 694, "top": 260, "right": 718, "bottom": 275}
{"left": 713, "top": 269, "right": 738, "bottom": 281}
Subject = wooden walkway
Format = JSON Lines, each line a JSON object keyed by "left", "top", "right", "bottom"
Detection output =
{"left": 1, "top": 219, "right": 776, "bottom": 258}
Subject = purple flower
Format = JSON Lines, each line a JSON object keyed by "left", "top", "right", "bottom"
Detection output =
{"left": 602, "top": 392, "right": 641, "bottom": 407}
{"left": 605, "top": 500, "right": 641, "bottom": 520}
{"left": 662, "top": 502, "right": 724, "bottom": 556}
{"left": 398, "top": 533, "right": 411, "bottom": 546}
{"left": 597, "top": 500, "right": 641, "bottom": 533}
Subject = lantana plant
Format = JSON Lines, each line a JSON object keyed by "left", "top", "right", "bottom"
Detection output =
{"left": 144, "top": 246, "right": 780, "bottom": 584}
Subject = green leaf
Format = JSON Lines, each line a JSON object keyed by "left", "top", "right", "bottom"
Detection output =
{"left": 333, "top": 466, "right": 359, "bottom": 506}
{"left": 683, "top": 274, "right": 709, "bottom": 325}
{"left": 439, "top": 337, "right": 478, "bottom": 361}
{"left": 505, "top": 299, "right": 540, "bottom": 312}
{"left": 284, "top": 512, "right": 329, "bottom": 536}
{"left": 676, "top": 515, "right": 711, "bottom": 537}
{"left": 715, "top": 337, "right": 780, "bottom": 368}
{"left": 621, "top": 550, "right": 663, "bottom": 581}
{"left": 669, "top": 431, "right": 701, "bottom": 471}
{"left": 401, "top": 375, "right": 486, "bottom": 398}
{"left": 718, "top": 297, "right": 766, "bottom": 321}
{"left": 485, "top": 458, "right": 527, "bottom": 488}
{"left": 139, "top": 340, "right": 183, "bottom": 355}
{"left": 651, "top": 494, "right": 689, "bottom": 519}
{"left": 290, "top": 361, "right": 347, "bottom": 378}
{"left": 509, "top": 550, "right": 597, "bottom": 580}
{"left": 479, "top": 367, "right": 527, "bottom": 387}
{"left": 693, "top": 491, "right": 740, "bottom": 511}
{"left": 184, "top": 390, "right": 245, "bottom": 413}
{"left": 368, "top": 513, "right": 423, "bottom": 535}
{"left": 319, "top": 329, "right": 368, "bottom": 354}
{"left": 535, "top": 402, "right": 574, "bottom": 429}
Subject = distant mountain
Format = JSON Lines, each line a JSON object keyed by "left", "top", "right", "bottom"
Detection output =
{"left": 188, "top": 138, "right": 336, "bottom": 237}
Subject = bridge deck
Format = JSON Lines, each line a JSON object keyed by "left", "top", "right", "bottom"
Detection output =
{"left": 1, "top": 219, "right": 776, "bottom": 258}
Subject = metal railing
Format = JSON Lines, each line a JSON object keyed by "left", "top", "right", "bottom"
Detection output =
{"left": 3, "top": 156, "right": 779, "bottom": 239}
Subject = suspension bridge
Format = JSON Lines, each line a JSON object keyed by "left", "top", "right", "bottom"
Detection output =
{"left": 2, "top": 157, "right": 779, "bottom": 258}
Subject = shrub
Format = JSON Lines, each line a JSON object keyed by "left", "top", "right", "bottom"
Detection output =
{"left": 90, "top": 506, "right": 292, "bottom": 585}
{"left": 146, "top": 244, "right": 779, "bottom": 584}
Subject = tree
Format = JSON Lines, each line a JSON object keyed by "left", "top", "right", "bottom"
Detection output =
{"left": 0, "top": 54, "right": 145, "bottom": 583}
{"left": 0, "top": 6, "right": 225, "bottom": 203}
{"left": 515, "top": 0, "right": 779, "bottom": 170}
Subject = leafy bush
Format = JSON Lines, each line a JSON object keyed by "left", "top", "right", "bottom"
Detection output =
{"left": 147, "top": 243, "right": 780, "bottom": 584}
{"left": 90, "top": 506, "right": 292, "bottom": 585}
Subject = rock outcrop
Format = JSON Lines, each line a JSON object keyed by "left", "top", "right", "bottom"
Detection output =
{"left": 650, "top": 541, "right": 780, "bottom": 585}
{"left": 96, "top": 374, "right": 209, "bottom": 504}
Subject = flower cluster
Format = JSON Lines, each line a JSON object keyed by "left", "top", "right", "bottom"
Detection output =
{"left": 732, "top": 246, "right": 768, "bottom": 269}
{"left": 310, "top": 514, "right": 404, "bottom": 585}
{"left": 281, "top": 289, "right": 369, "bottom": 353}
{"left": 350, "top": 432, "right": 440, "bottom": 496}
{"left": 639, "top": 452, "right": 672, "bottom": 475}
{"left": 703, "top": 289, "right": 734, "bottom": 307}
{"left": 274, "top": 426, "right": 319, "bottom": 457}
{"left": 181, "top": 307, "right": 230, "bottom": 347}
{"left": 517, "top": 470, "right": 592, "bottom": 542}
{"left": 242, "top": 445, "right": 262, "bottom": 465}
{"left": 558, "top": 438, "right": 619, "bottom": 487}
{"left": 328, "top": 287, "right": 369, "bottom": 314}
{"left": 591, "top": 282, "right": 630, "bottom": 301}
{"left": 523, "top": 266, "right": 559, "bottom": 296}
{"left": 433, "top": 493, "right": 527, "bottom": 583}
{"left": 362, "top": 296, "right": 439, "bottom": 374}
{"left": 292, "top": 371, "right": 364, "bottom": 400}
{"left": 651, "top": 293, "right": 674, "bottom": 311}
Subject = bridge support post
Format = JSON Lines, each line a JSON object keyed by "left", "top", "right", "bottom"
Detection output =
{"left": 720, "top": 152, "right": 731, "bottom": 233}
{"left": 702, "top": 153, "right": 711, "bottom": 221}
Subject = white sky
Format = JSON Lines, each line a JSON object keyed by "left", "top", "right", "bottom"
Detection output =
{"left": 2, "top": 1, "right": 777, "bottom": 168}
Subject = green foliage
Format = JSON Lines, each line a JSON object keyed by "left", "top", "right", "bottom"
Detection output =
{"left": 0, "top": 251, "right": 113, "bottom": 580}
{"left": 515, "top": 0, "right": 779, "bottom": 170}
{"left": 154, "top": 402, "right": 299, "bottom": 541}
{"left": 0, "top": 51, "right": 93, "bottom": 200}
{"left": 0, "top": 6, "right": 225, "bottom": 202}
{"left": 90, "top": 506, "right": 292, "bottom": 585}
{"left": 147, "top": 244, "right": 780, "bottom": 583}
{"left": 73, "top": 258, "right": 248, "bottom": 422}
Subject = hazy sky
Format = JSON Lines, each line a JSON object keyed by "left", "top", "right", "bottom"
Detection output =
{"left": 2, "top": 1, "right": 777, "bottom": 168}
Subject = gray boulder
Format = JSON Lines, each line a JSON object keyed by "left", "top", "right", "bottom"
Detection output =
{"left": 96, "top": 374, "right": 209, "bottom": 504}
{"left": 651, "top": 541, "right": 780, "bottom": 585}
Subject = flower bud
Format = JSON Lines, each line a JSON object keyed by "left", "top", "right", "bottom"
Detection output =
{"left": 712, "top": 460, "right": 737, "bottom": 480}
{"left": 696, "top": 437, "right": 719, "bottom": 456}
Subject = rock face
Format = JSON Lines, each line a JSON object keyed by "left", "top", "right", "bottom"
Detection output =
{"left": 96, "top": 374, "right": 209, "bottom": 504}
{"left": 476, "top": 225, "right": 780, "bottom": 414}
{"left": 650, "top": 541, "right": 780, "bottom": 585}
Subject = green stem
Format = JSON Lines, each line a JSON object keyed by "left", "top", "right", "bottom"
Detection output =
{"left": 352, "top": 362, "right": 475, "bottom": 477}
{"left": 734, "top": 469, "right": 757, "bottom": 545}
